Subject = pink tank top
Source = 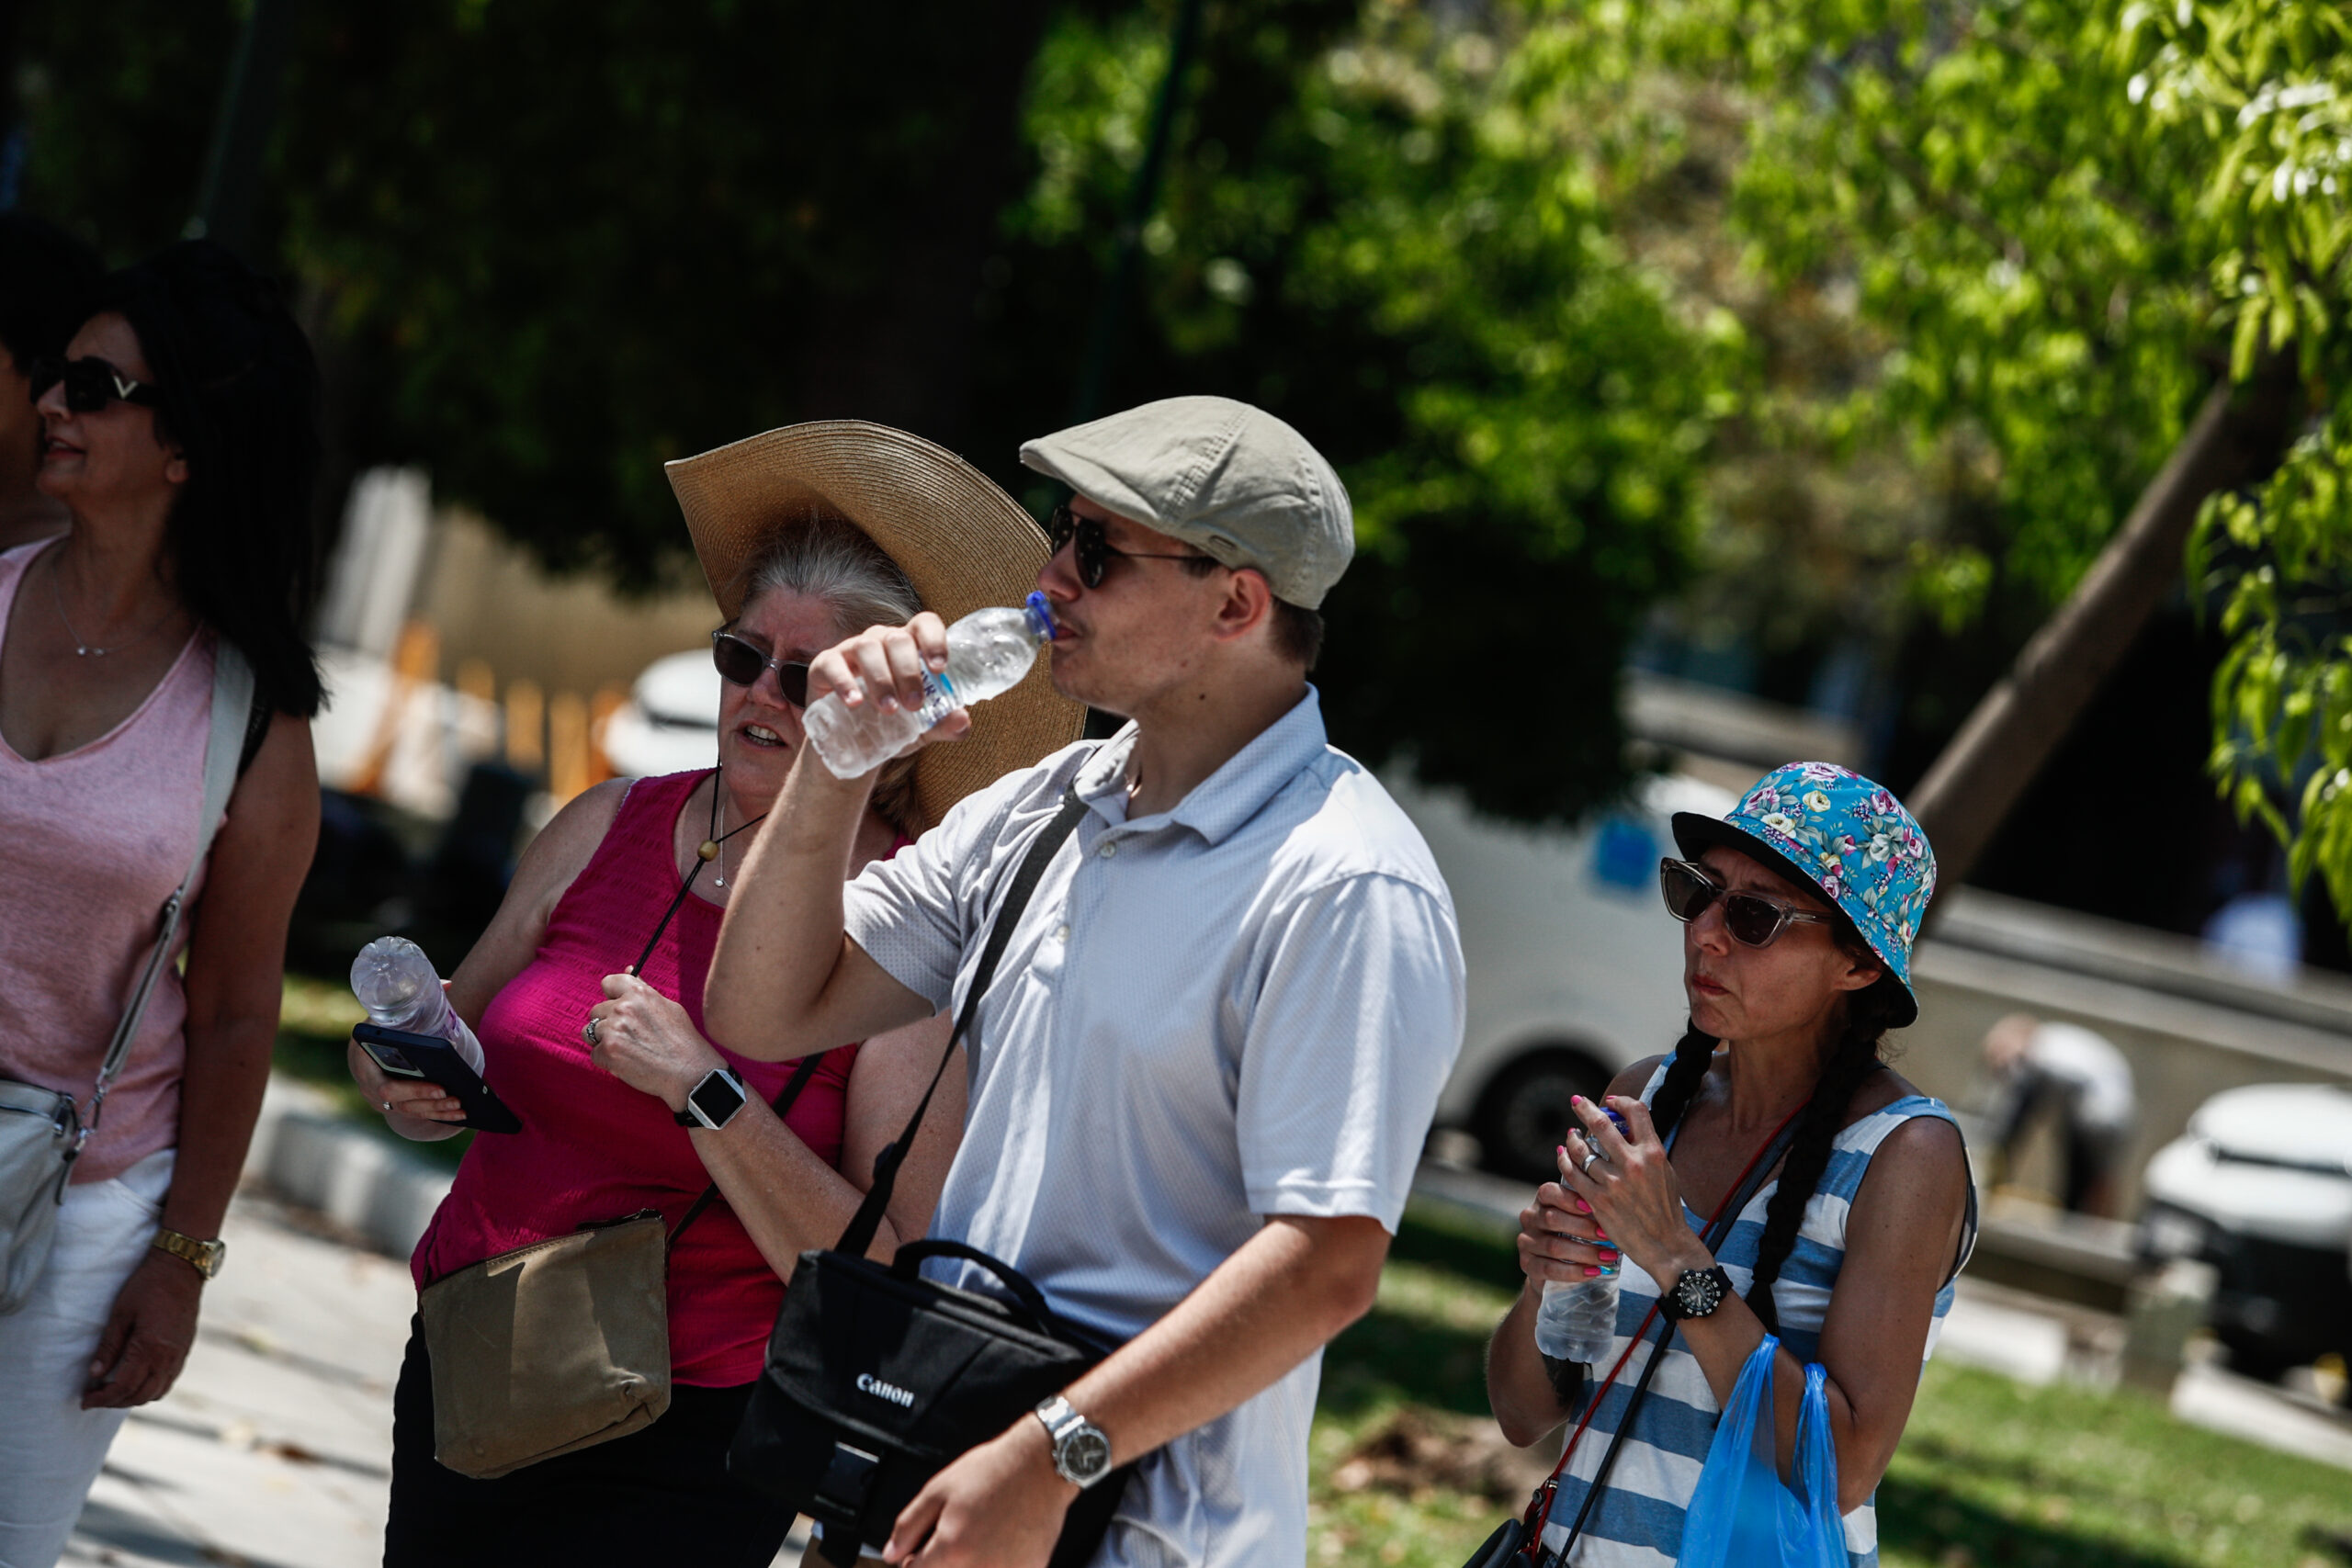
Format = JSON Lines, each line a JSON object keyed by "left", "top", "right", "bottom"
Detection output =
{"left": 413, "top": 769, "right": 864, "bottom": 1387}
{"left": 0, "top": 541, "right": 220, "bottom": 1184}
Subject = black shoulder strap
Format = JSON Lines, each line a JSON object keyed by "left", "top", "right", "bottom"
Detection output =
{"left": 832, "top": 773, "right": 1093, "bottom": 1259}
{"left": 1554, "top": 1112, "right": 1805, "bottom": 1556}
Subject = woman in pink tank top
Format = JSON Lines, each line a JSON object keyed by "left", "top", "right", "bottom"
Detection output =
{"left": 350, "top": 516, "right": 1006, "bottom": 1568}
{"left": 0, "top": 244, "right": 325, "bottom": 1568}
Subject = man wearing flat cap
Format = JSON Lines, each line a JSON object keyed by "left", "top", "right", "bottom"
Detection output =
{"left": 708, "top": 396, "right": 1465, "bottom": 1567}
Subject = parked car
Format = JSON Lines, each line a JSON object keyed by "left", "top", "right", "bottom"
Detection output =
{"left": 1397, "top": 771, "right": 1737, "bottom": 1183}
{"left": 601, "top": 648, "right": 725, "bottom": 779}
{"left": 2137, "top": 1081, "right": 2352, "bottom": 1382}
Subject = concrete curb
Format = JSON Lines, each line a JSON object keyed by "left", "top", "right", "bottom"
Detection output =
{"left": 243, "top": 1074, "right": 453, "bottom": 1259}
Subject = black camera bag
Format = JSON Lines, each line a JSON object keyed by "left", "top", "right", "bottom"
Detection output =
{"left": 730, "top": 782, "right": 1132, "bottom": 1565}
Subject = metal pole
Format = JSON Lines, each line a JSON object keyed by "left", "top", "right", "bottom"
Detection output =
{"left": 188, "top": 0, "right": 299, "bottom": 252}
{"left": 1069, "top": 0, "right": 1204, "bottom": 423}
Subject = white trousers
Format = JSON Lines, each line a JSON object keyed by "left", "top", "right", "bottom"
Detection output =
{"left": 0, "top": 1148, "right": 174, "bottom": 1568}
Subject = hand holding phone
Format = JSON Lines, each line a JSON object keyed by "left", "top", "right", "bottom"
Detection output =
{"left": 353, "top": 1023, "right": 523, "bottom": 1134}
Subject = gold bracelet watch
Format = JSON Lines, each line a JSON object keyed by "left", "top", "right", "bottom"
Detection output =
{"left": 151, "top": 1227, "right": 226, "bottom": 1280}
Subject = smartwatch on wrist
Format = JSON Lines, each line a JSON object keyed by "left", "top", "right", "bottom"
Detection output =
{"left": 1660, "top": 1264, "right": 1734, "bottom": 1322}
{"left": 1034, "top": 1394, "right": 1114, "bottom": 1488}
{"left": 674, "top": 1066, "right": 749, "bottom": 1130}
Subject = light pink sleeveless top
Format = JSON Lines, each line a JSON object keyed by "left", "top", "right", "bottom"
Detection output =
{"left": 0, "top": 541, "right": 220, "bottom": 1182}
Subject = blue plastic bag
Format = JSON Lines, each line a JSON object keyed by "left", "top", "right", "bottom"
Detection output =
{"left": 1677, "top": 1336, "right": 1846, "bottom": 1568}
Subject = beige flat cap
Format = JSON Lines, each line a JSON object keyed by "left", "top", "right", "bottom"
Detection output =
{"left": 1019, "top": 395, "right": 1354, "bottom": 609}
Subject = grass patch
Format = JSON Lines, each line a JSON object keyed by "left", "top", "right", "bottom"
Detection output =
{"left": 1308, "top": 1203, "right": 2352, "bottom": 1567}
{"left": 1881, "top": 1363, "right": 2352, "bottom": 1568}
{"left": 273, "top": 974, "right": 471, "bottom": 1171}
{"left": 1309, "top": 1209, "right": 1527, "bottom": 1566}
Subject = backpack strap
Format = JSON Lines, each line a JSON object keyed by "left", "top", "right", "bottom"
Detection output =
{"left": 85, "top": 641, "right": 254, "bottom": 1141}
{"left": 832, "top": 772, "right": 1093, "bottom": 1258}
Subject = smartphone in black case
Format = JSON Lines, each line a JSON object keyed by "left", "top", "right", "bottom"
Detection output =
{"left": 352, "top": 1022, "right": 523, "bottom": 1134}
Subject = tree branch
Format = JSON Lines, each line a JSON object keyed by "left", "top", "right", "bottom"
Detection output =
{"left": 1908, "top": 352, "right": 2303, "bottom": 897}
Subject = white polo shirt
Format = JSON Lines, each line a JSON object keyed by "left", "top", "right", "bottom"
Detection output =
{"left": 841, "top": 687, "right": 1464, "bottom": 1568}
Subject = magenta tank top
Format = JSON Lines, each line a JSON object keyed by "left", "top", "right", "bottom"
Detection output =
{"left": 0, "top": 541, "right": 220, "bottom": 1183}
{"left": 413, "top": 769, "right": 862, "bottom": 1387}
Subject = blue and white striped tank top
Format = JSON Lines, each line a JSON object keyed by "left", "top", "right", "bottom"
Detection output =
{"left": 1537, "top": 1065, "right": 1977, "bottom": 1567}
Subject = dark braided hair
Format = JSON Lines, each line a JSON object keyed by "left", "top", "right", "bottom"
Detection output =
{"left": 1743, "top": 980, "right": 1903, "bottom": 1331}
{"left": 1646, "top": 953, "right": 1906, "bottom": 1333}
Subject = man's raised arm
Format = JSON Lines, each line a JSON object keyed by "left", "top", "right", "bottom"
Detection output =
{"left": 705, "top": 617, "right": 962, "bottom": 1061}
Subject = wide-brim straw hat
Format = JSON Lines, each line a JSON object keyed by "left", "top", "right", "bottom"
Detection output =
{"left": 665, "top": 420, "right": 1082, "bottom": 833}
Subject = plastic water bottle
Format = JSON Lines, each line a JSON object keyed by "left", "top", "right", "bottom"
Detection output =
{"left": 1533, "top": 1108, "right": 1629, "bottom": 1364}
{"left": 350, "top": 936, "right": 486, "bottom": 1074}
{"left": 804, "top": 592, "right": 1057, "bottom": 779}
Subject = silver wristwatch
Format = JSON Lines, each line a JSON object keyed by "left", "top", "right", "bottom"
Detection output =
{"left": 1034, "top": 1394, "right": 1114, "bottom": 1488}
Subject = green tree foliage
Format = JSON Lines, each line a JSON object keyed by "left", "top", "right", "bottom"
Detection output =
{"left": 2173, "top": 4, "right": 2352, "bottom": 915}
{"left": 17, "top": 0, "right": 1726, "bottom": 824}
{"left": 1546, "top": 0, "right": 2221, "bottom": 626}
{"left": 1508, "top": 1, "right": 2349, "bottom": 896}
{"left": 979, "top": 3, "right": 1722, "bottom": 818}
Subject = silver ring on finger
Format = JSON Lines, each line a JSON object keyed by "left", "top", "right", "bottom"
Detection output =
{"left": 582, "top": 1015, "right": 600, "bottom": 1046}
{"left": 1580, "top": 1149, "right": 1603, "bottom": 1178}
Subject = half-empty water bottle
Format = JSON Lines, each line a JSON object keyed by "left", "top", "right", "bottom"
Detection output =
{"left": 351, "top": 935, "right": 486, "bottom": 1074}
{"left": 805, "top": 592, "right": 1057, "bottom": 779}
{"left": 1533, "top": 1108, "right": 1630, "bottom": 1364}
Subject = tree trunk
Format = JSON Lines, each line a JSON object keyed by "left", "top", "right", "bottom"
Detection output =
{"left": 783, "top": 1, "right": 1056, "bottom": 448}
{"left": 1909, "top": 358, "right": 2301, "bottom": 895}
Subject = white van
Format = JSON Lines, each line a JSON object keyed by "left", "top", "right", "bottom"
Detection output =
{"left": 601, "top": 648, "right": 1738, "bottom": 1185}
{"left": 1394, "top": 772, "right": 1736, "bottom": 1181}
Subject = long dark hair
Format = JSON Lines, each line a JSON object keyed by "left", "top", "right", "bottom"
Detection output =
{"left": 1645, "top": 946, "right": 1905, "bottom": 1335}
{"left": 98, "top": 240, "right": 322, "bottom": 717}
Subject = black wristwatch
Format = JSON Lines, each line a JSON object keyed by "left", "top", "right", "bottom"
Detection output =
{"left": 675, "top": 1066, "right": 749, "bottom": 1130}
{"left": 1660, "top": 1264, "right": 1734, "bottom": 1322}
{"left": 1035, "top": 1395, "right": 1114, "bottom": 1488}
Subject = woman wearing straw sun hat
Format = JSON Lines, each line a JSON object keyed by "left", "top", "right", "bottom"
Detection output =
{"left": 350, "top": 422, "right": 1080, "bottom": 1568}
{"left": 1484, "top": 762, "right": 1975, "bottom": 1566}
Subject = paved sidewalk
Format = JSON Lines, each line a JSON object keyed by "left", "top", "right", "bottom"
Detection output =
{"left": 64, "top": 1190, "right": 409, "bottom": 1568}
{"left": 62, "top": 1188, "right": 811, "bottom": 1568}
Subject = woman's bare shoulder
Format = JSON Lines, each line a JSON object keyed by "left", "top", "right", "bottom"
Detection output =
{"left": 516, "top": 778, "right": 631, "bottom": 882}
{"left": 1849, "top": 1064, "right": 1967, "bottom": 1190}
{"left": 1846, "top": 1061, "right": 1929, "bottom": 1124}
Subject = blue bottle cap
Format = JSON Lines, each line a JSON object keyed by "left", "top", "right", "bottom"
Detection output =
{"left": 1024, "top": 590, "right": 1059, "bottom": 641}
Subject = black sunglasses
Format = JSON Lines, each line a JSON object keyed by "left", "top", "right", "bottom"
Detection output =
{"left": 28, "top": 356, "right": 165, "bottom": 414}
{"left": 710, "top": 630, "right": 810, "bottom": 706}
{"left": 1659, "top": 856, "right": 1836, "bottom": 948}
{"left": 1045, "top": 503, "right": 1205, "bottom": 590}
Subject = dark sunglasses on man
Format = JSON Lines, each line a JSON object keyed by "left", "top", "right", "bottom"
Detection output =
{"left": 27, "top": 356, "right": 166, "bottom": 414}
{"left": 710, "top": 630, "right": 810, "bottom": 707}
{"left": 1658, "top": 856, "right": 1837, "bottom": 948}
{"left": 1045, "top": 502, "right": 1205, "bottom": 591}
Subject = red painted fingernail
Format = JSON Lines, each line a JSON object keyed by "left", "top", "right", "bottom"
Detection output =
{"left": 1574, "top": 1199, "right": 1590, "bottom": 1213}
{"left": 1570, "top": 1095, "right": 1586, "bottom": 1107}
{"left": 1594, "top": 1225, "right": 1608, "bottom": 1239}
{"left": 1584, "top": 1266, "right": 1600, "bottom": 1278}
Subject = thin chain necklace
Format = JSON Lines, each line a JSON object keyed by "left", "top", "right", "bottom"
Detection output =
{"left": 701, "top": 766, "right": 765, "bottom": 891}
{"left": 47, "top": 555, "right": 172, "bottom": 659}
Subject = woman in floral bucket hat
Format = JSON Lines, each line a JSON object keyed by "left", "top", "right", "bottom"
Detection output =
{"left": 1485, "top": 762, "right": 1976, "bottom": 1566}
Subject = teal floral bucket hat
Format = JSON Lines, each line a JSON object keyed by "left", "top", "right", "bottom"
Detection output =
{"left": 1670, "top": 761, "right": 1937, "bottom": 1026}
